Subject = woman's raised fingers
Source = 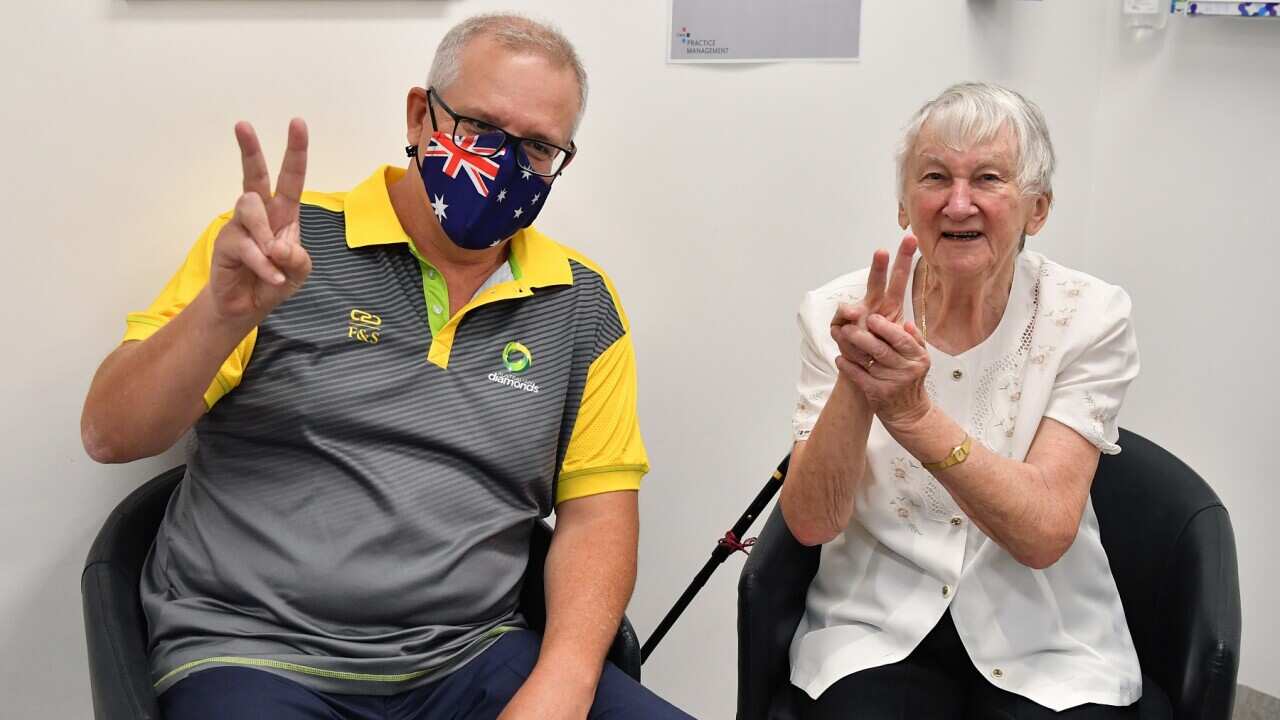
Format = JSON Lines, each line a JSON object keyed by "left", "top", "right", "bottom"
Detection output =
{"left": 862, "top": 249, "right": 891, "bottom": 311}
{"left": 883, "top": 235, "right": 918, "bottom": 316}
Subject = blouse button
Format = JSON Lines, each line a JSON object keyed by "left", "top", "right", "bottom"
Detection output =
{"left": 952, "top": 369, "right": 963, "bottom": 381}
{"left": 432, "top": 305, "right": 443, "bottom": 315}
{"left": 942, "top": 584, "right": 952, "bottom": 598}
{"left": 950, "top": 516, "right": 963, "bottom": 527}
{"left": 992, "top": 668, "right": 1005, "bottom": 679}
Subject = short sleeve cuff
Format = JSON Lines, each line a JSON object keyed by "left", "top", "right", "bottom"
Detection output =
{"left": 1043, "top": 407, "right": 1122, "bottom": 455}
{"left": 555, "top": 466, "right": 645, "bottom": 505}
{"left": 124, "top": 313, "right": 168, "bottom": 343}
{"left": 122, "top": 313, "right": 239, "bottom": 410}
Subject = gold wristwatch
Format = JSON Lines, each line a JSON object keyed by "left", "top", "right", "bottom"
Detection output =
{"left": 922, "top": 434, "right": 973, "bottom": 472}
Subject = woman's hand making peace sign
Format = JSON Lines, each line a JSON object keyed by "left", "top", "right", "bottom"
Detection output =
{"left": 829, "top": 235, "right": 933, "bottom": 428}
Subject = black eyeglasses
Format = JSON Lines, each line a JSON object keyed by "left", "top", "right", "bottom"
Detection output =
{"left": 427, "top": 87, "right": 576, "bottom": 178}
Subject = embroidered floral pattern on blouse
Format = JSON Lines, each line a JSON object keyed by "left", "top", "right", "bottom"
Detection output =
{"left": 1042, "top": 279, "right": 1089, "bottom": 329}
{"left": 970, "top": 260, "right": 1045, "bottom": 452}
{"left": 1083, "top": 390, "right": 1117, "bottom": 447}
{"left": 889, "top": 455, "right": 957, "bottom": 526}
{"left": 1028, "top": 344, "right": 1057, "bottom": 368}
{"left": 889, "top": 457, "right": 926, "bottom": 536}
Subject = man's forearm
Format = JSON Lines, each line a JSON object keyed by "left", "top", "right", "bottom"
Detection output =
{"left": 535, "top": 494, "right": 638, "bottom": 700}
{"left": 779, "top": 376, "right": 875, "bottom": 545}
{"left": 81, "top": 287, "right": 255, "bottom": 463}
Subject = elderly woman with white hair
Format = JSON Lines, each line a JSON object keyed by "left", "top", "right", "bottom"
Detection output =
{"left": 780, "top": 82, "right": 1142, "bottom": 718}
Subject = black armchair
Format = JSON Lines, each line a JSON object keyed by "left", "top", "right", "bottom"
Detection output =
{"left": 82, "top": 466, "right": 642, "bottom": 720}
{"left": 736, "top": 428, "right": 1241, "bottom": 720}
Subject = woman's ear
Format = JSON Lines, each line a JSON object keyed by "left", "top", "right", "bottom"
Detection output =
{"left": 1023, "top": 190, "right": 1053, "bottom": 236}
{"left": 898, "top": 202, "right": 910, "bottom": 231}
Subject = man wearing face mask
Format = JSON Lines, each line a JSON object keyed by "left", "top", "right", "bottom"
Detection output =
{"left": 80, "top": 13, "right": 692, "bottom": 720}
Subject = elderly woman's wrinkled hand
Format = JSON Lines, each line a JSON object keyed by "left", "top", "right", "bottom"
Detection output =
{"left": 828, "top": 235, "right": 932, "bottom": 427}
{"left": 834, "top": 313, "right": 932, "bottom": 427}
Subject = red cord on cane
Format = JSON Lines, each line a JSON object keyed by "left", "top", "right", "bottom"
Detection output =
{"left": 718, "top": 530, "right": 757, "bottom": 555}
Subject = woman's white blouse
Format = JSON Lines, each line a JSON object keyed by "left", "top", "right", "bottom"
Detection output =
{"left": 789, "top": 250, "right": 1142, "bottom": 711}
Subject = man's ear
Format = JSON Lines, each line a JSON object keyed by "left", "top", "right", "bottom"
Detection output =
{"left": 406, "top": 87, "right": 429, "bottom": 147}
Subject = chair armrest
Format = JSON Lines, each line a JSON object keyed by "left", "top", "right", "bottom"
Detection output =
{"left": 1160, "top": 505, "right": 1242, "bottom": 720}
{"left": 610, "top": 615, "right": 642, "bottom": 682}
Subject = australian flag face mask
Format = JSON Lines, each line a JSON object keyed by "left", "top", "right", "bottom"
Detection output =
{"left": 410, "top": 131, "right": 553, "bottom": 251}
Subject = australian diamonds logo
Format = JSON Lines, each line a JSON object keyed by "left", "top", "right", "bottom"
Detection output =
{"left": 488, "top": 341, "right": 539, "bottom": 393}
{"left": 502, "top": 341, "right": 532, "bottom": 373}
{"left": 675, "top": 26, "right": 729, "bottom": 56}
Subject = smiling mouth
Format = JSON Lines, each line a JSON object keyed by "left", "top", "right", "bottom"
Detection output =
{"left": 941, "top": 231, "right": 983, "bottom": 241}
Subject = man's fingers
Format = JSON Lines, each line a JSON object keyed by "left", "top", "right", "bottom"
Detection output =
{"left": 234, "top": 192, "right": 275, "bottom": 253}
{"left": 236, "top": 236, "right": 286, "bottom": 286}
{"left": 884, "top": 235, "right": 918, "bottom": 314}
{"left": 273, "top": 118, "right": 309, "bottom": 217}
{"left": 863, "top": 249, "right": 890, "bottom": 309}
{"left": 235, "top": 122, "right": 272, "bottom": 199}
{"left": 268, "top": 223, "right": 313, "bottom": 286}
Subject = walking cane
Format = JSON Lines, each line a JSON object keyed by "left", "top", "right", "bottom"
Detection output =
{"left": 639, "top": 454, "right": 791, "bottom": 663}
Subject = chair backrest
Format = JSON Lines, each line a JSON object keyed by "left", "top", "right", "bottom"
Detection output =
{"left": 737, "top": 476, "right": 818, "bottom": 720}
{"left": 738, "top": 428, "right": 1242, "bottom": 720}
{"left": 1091, "top": 428, "right": 1241, "bottom": 719}
{"left": 83, "top": 466, "right": 642, "bottom": 719}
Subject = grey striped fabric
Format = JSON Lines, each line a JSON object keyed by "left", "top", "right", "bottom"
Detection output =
{"left": 141, "top": 203, "right": 626, "bottom": 695}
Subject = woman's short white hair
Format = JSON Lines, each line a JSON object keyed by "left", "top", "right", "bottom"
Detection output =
{"left": 896, "top": 82, "right": 1055, "bottom": 201}
{"left": 427, "top": 13, "right": 589, "bottom": 136}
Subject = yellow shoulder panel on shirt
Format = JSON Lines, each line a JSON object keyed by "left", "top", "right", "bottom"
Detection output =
{"left": 555, "top": 242, "right": 633, "bottom": 334}
{"left": 121, "top": 187, "right": 350, "bottom": 410}
{"left": 298, "top": 190, "right": 346, "bottom": 214}
{"left": 555, "top": 320, "right": 648, "bottom": 504}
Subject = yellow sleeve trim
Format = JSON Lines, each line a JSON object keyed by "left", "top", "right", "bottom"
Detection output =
{"left": 121, "top": 213, "right": 256, "bottom": 410}
{"left": 122, "top": 317, "right": 255, "bottom": 410}
{"left": 556, "top": 467, "right": 646, "bottom": 505}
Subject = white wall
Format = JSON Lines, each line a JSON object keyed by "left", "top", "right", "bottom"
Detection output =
{"left": 1, "top": 1, "right": 1273, "bottom": 717}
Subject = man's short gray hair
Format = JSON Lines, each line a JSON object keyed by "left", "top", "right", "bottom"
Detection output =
{"left": 895, "top": 82, "right": 1056, "bottom": 201}
{"left": 427, "top": 13, "right": 589, "bottom": 136}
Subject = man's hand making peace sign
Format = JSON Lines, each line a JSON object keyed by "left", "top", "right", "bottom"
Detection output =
{"left": 81, "top": 120, "right": 312, "bottom": 463}
{"left": 210, "top": 119, "right": 312, "bottom": 323}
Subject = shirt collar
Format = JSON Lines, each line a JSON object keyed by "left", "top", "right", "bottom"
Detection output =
{"left": 343, "top": 165, "right": 573, "bottom": 290}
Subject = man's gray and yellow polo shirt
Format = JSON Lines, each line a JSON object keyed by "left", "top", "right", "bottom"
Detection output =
{"left": 122, "top": 166, "right": 648, "bottom": 695}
